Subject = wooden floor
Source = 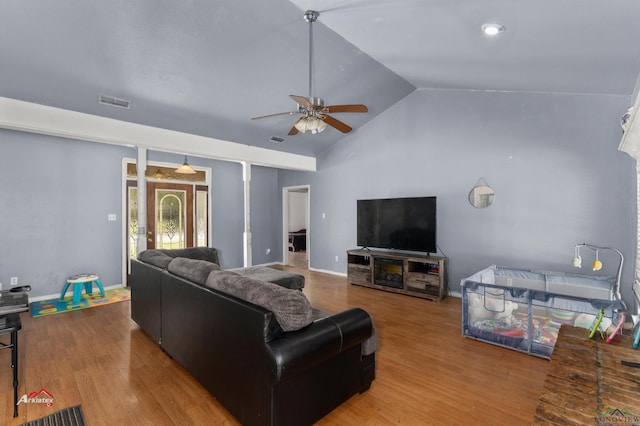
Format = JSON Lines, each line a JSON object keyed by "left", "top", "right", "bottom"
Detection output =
{"left": 288, "top": 250, "right": 308, "bottom": 269}
{"left": 534, "top": 326, "right": 640, "bottom": 424}
{"left": 0, "top": 266, "right": 549, "bottom": 425}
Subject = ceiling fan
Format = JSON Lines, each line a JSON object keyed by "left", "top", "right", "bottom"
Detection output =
{"left": 251, "top": 10, "right": 368, "bottom": 135}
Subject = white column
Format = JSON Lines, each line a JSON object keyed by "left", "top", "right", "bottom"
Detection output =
{"left": 242, "top": 162, "right": 252, "bottom": 267}
{"left": 136, "top": 147, "right": 148, "bottom": 253}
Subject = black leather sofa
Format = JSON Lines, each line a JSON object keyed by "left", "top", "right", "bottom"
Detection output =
{"left": 130, "top": 248, "right": 376, "bottom": 426}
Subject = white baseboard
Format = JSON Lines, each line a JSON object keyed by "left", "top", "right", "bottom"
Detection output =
{"left": 256, "top": 262, "right": 279, "bottom": 267}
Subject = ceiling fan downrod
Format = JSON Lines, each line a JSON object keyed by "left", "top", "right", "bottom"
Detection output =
{"left": 304, "top": 10, "right": 319, "bottom": 101}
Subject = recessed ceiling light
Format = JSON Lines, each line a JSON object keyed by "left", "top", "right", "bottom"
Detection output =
{"left": 482, "top": 23, "right": 505, "bottom": 36}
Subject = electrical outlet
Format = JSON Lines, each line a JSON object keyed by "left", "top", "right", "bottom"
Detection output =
{"left": 108, "top": 214, "right": 117, "bottom": 221}
{"left": 10, "top": 277, "right": 18, "bottom": 286}
{"left": 266, "top": 248, "right": 271, "bottom": 255}
{"left": 335, "top": 256, "right": 339, "bottom": 263}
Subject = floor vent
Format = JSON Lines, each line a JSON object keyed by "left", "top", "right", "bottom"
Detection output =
{"left": 269, "top": 136, "right": 285, "bottom": 143}
{"left": 98, "top": 94, "right": 130, "bottom": 109}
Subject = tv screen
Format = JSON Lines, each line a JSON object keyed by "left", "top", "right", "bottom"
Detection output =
{"left": 357, "top": 196, "right": 437, "bottom": 253}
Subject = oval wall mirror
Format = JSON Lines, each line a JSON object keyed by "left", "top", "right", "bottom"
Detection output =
{"left": 469, "top": 184, "right": 495, "bottom": 209}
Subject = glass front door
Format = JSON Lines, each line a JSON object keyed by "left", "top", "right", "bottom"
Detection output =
{"left": 126, "top": 180, "right": 208, "bottom": 283}
{"left": 148, "top": 182, "right": 193, "bottom": 249}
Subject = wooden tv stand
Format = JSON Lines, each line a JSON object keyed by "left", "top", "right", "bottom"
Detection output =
{"left": 347, "top": 249, "right": 448, "bottom": 301}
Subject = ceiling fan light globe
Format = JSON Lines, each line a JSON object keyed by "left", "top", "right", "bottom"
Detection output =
{"left": 294, "top": 116, "right": 327, "bottom": 133}
{"left": 294, "top": 118, "right": 309, "bottom": 133}
{"left": 315, "top": 119, "right": 328, "bottom": 133}
{"left": 312, "top": 126, "right": 327, "bottom": 134}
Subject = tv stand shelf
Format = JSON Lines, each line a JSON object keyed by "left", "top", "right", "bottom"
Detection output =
{"left": 347, "top": 249, "right": 448, "bottom": 301}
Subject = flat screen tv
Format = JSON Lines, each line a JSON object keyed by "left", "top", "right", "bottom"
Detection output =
{"left": 357, "top": 196, "right": 437, "bottom": 253}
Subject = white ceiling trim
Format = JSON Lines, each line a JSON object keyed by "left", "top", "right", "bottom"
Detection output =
{"left": 0, "top": 97, "right": 316, "bottom": 172}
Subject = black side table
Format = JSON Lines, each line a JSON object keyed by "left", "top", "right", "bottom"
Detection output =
{"left": 0, "top": 313, "right": 21, "bottom": 417}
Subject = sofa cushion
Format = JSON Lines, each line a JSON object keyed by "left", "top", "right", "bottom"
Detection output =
{"left": 206, "top": 271, "right": 313, "bottom": 332}
{"left": 138, "top": 249, "right": 172, "bottom": 269}
{"left": 168, "top": 257, "right": 222, "bottom": 286}
{"left": 158, "top": 247, "right": 220, "bottom": 264}
{"left": 230, "top": 265, "right": 305, "bottom": 290}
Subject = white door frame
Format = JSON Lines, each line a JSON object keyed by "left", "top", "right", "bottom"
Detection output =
{"left": 282, "top": 185, "right": 310, "bottom": 266}
{"left": 121, "top": 156, "right": 212, "bottom": 286}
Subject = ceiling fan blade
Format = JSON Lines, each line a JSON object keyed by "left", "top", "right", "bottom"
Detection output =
{"left": 251, "top": 111, "right": 299, "bottom": 120}
{"left": 288, "top": 125, "right": 300, "bottom": 136}
{"left": 322, "top": 114, "right": 353, "bottom": 133}
{"left": 323, "top": 104, "right": 368, "bottom": 113}
{"left": 290, "top": 95, "right": 313, "bottom": 109}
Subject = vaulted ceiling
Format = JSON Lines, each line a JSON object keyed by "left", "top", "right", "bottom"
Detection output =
{"left": 2, "top": 0, "right": 640, "bottom": 158}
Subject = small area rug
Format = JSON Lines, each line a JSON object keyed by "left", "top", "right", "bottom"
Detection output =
{"left": 20, "top": 405, "right": 86, "bottom": 426}
{"left": 30, "top": 287, "right": 130, "bottom": 318}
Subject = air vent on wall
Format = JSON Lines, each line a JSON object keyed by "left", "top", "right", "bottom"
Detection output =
{"left": 269, "top": 136, "right": 285, "bottom": 144}
{"left": 98, "top": 94, "right": 130, "bottom": 109}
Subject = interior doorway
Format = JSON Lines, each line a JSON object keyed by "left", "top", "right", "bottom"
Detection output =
{"left": 282, "top": 186, "right": 310, "bottom": 269}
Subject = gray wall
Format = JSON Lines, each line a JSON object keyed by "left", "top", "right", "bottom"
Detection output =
{"left": 279, "top": 88, "right": 638, "bottom": 307}
{"left": 1, "top": 87, "right": 636, "bottom": 309}
{"left": 0, "top": 132, "right": 265, "bottom": 298}
{"left": 0, "top": 130, "right": 133, "bottom": 297}
{"left": 250, "top": 165, "right": 281, "bottom": 265}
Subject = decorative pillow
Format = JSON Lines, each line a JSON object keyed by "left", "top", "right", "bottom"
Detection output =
{"left": 168, "top": 257, "right": 222, "bottom": 285}
{"left": 206, "top": 272, "right": 313, "bottom": 332}
{"left": 138, "top": 249, "right": 172, "bottom": 269}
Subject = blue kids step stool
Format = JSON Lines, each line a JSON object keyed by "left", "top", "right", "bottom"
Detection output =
{"left": 60, "top": 273, "right": 105, "bottom": 304}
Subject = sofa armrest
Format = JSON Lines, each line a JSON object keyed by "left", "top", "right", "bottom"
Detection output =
{"left": 323, "top": 307, "right": 374, "bottom": 351}
{"left": 266, "top": 307, "right": 373, "bottom": 382}
{"left": 130, "top": 259, "right": 163, "bottom": 344}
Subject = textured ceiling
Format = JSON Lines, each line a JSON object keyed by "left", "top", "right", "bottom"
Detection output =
{"left": 295, "top": 0, "right": 640, "bottom": 95}
{"left": 2, "top": 0, "right": 640, "bottom": 158}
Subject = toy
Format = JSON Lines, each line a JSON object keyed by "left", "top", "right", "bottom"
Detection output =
{"left": 468, "top": 292, "right": 518, "bottom": 327}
